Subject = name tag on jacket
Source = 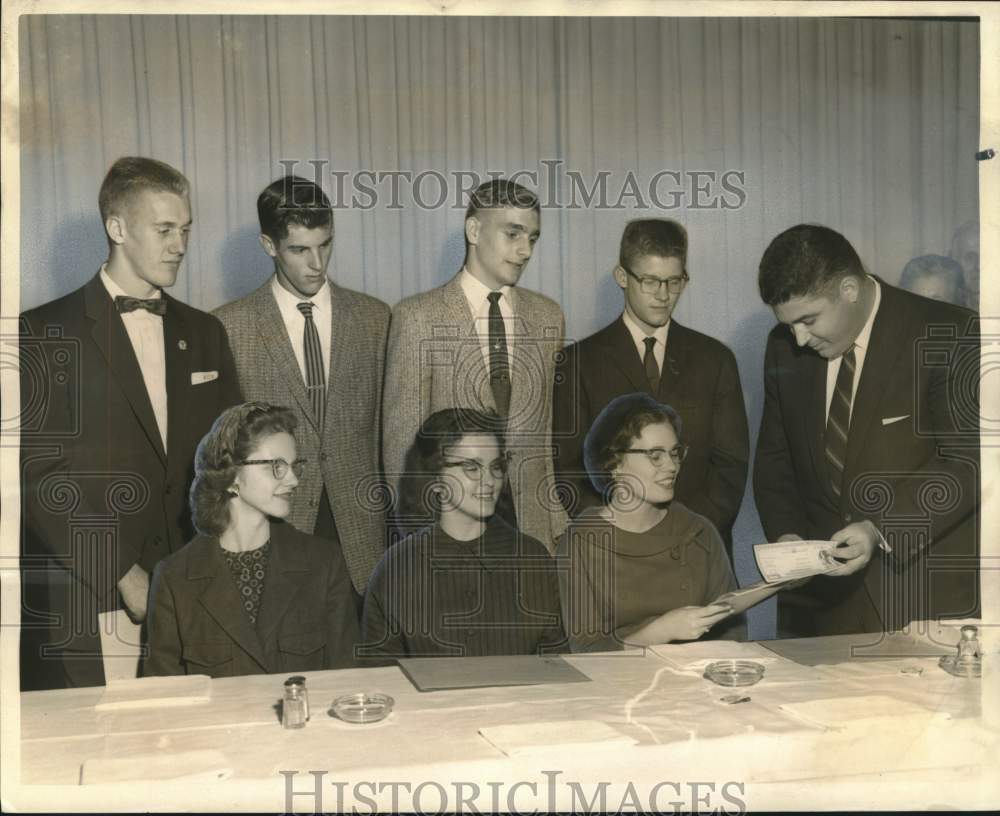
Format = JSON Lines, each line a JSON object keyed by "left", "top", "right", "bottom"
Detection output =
{"left": 191, "top": 371, "right": 219, "bottom": 385}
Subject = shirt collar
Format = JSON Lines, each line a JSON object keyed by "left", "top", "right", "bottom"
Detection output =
{"left": 459, "top": 267, "right": 511, "bottom": 313}
{"left": 100, "top": 264, "right": 163, "bottom": 303}
{"left": 270, "top": 274, "right": 330, "bottom": 312}
{"left": 621, "top": 308, "right": 669, "bottom": 349}
{"left": 851, "top": 275, "right": 881, "bottom": 354}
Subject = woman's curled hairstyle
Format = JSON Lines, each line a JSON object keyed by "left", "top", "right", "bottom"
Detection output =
{"left": 189, "top": 401, "right": 298, "bottom": 537}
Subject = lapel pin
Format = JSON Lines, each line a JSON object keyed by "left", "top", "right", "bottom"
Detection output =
{"left": 178, "top": 340, "right": 187, "bottom": 350}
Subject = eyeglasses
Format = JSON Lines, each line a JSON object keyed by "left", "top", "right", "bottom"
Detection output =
{"left": 239, "top": 458, "right": 307, "bottom": 479}
{"left": 616, "top": 445, "right": 689, "bottom": 467}
{"left": 442, "top": 455, "right": 510, "bottom": 480}
{"left": 624, "top": 269, "right": 689, "bottom": 295}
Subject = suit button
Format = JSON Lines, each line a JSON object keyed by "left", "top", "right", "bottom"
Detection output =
{"left": 164, "top": 485, "right": 172, "bottom": 495}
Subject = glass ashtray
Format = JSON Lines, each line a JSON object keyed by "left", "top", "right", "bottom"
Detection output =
{"left": 938, "top": 656, "right": 981, "bottom": 678}
{"left": 703, "top": 660, "right": 766, "bottom": 687}
{"left": 329, "top": 692, "right": 395, "bottom": 723}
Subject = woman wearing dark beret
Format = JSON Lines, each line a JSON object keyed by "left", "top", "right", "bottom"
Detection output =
{"left": 360, "top": 408, "right": 564, "bottom": 659}
{"left": 556, "top": 392, "right": 744, "bottom": 652}
{"left": 145, "top": 402, "right": 359, "bottom": 678}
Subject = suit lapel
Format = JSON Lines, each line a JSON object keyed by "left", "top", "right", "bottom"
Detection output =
{"left": 506, "top": 287, "right": 533, "bottom": 423}
{"left": 251, "top": 282, "right": 316, "bottom": 431}
{"left": 163, "top": 293, "right": 189, "bottom": 463}
{"left": 325, "top": 284, "right": 353, "bottom": 432}
{"left": 605, "top": 317, "right": 650, "bottom": 395}
{"left": 843, "top": 285, "right": 904, "bottom": 488}
{"left": 658, "top": 321, "right": 685, "bottom": 403}
{"left": 442, "top": 276, "right": 494, "bottom": 411}
{"left": 255, "top": 526, "right": 311, "bottom": 649}
{"left": 84, "top": 275, "right": 167, "bottom": 466}
{"left": 801, "top": 348, "right": 837, "bottom": 507}
{"left": 189, "top": 540, "right": 268, "bottom": 671}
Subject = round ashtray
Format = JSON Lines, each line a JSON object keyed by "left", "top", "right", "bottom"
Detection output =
{"left": 938, "top": 656, "right": 981, "bottom": 678}
{"left": 330, "top": 692, "right": 394, "bottom": 724}
{"left": 703, "top": 660, "right": 766, "bottom": 687}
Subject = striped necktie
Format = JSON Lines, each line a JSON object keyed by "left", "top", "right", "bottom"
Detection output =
{"left": 296, "top": 301, "right": 326, "bottom": 429}
{"left": 824, "top": 345, "right": 856, "bottom": 499}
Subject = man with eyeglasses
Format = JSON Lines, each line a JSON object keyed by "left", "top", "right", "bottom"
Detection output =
{"left": 553, "top": 218, "right": 749, "bottom": 554}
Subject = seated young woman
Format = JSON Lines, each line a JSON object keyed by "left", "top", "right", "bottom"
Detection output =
{"left": 557, "top": 392, "right": 745, "bottom": 652}
{"left": 144, "top": 402, "right": 359, "bottom": 678}
{"left": 360, "top": 408, "right": 565, "bottom": 659}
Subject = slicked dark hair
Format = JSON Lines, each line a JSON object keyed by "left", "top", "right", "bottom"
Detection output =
{"left": 464, "top": 179, "right": 540, "bottom": 223}
{"left": 190, "top": 402, "right": 298, "bottom": 537}
{"left": 257, "top": 175, "right": 333, "bottom": 243}
{"left": 758, "top": 224, "right": 865, "bottom": 306}
{"left": 98, "top": 157, "right": 189, "bottom": 226}
{"left": 619, "top": 219, "right": 688, "bottom": 273}
{"left": 396, "top": 408, "right": 506, "bottom": 523}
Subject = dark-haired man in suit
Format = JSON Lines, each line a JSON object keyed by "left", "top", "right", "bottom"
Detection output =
{"left": 214, "top": 176, "right": 390, "bottom": 617}
{"left": 20, "top": 157, "right": 242, "bottom": 688}
{"left": 552, "top": 219, "right": 749, "bottom": 552}
{"left": 754, "top": 223, "right": 979, "bottom": 636}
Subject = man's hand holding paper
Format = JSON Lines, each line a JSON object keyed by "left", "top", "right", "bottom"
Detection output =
{"left": 753, "top": 539, "right": 841, "bottom": 583}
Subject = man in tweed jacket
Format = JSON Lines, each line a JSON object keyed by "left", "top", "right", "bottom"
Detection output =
{"left": 383, "top": 180, "right": 568, "bottom": 550}
{"left": 214, "top": 177, "right": 390, "bottom": 612}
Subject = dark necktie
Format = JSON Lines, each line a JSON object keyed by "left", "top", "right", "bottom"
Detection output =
{"left": 115, "top": 295, "right": 166, "bottom": 316}
{"left": 824, "top": 345, "right": 856, "bottom": 499}
{"left": 643, "top": 336, "right": 660, "bottom": 394}
{"left": 296, "top": 301, "right": 326, "bottom": 428}
{"left": 487, "top": 291, "right": 511, "bottom": 417}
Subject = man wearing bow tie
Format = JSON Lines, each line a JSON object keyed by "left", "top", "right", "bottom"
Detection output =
{"left": 552, "top": 219, "right": 749, "bottom": 554}
{"left": 754, "top": 224, "right": 980, "bottom": 636}
{"left": 19, "top": 157, "right": 241, "bottom": 688}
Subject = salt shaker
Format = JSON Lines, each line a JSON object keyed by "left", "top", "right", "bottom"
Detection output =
{"left": 939, "top": 624, "right": 982, "bottom": 678}
{"left": 282, "top": 682, "right": 307, "bottom": 729}
{"left": 285, "top": 675, "right": 310, "bottom": 721}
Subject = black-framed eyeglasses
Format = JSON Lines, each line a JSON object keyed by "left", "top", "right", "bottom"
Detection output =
{"left": 238, "top": 458, "right": 307, "bottom": 479}
{"left": 624, "top": 269, "right": 689, "bottom": 295}
{"left": 442, "top": 454, "right": 510, "bottom": 480}
{"left": 616, "top": 445, "right": 689, "bottom": 467}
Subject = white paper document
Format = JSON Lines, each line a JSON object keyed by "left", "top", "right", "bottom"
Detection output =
{"left": 478, "top": 720, "right": 637, "bottom": 757}
{"left": 753, "top": 539, "right": 839, "bottom": 583}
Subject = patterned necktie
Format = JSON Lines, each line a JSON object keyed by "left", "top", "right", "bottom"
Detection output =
{"left": 487, "top": 291, "right": 511, "bottom": 417}
{"left": 824, "top": 345, "right": 856, "bottom": 499}
{"left": 296, "top": 301, "right": 326, "bottom": 428}
{"left": 643, "top": 336, "right": 660, "bottom": 394}
{"left": 115, "top": 295, "right": 166, "bottom": 316}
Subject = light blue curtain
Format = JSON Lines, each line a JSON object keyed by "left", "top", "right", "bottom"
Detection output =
{"left": 18, "top": 15, "right": 980, "bottom": 636}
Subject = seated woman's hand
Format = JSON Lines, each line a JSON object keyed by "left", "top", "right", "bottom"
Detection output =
{"left": 651, "top": 603, "right": 734, "bottom": 642}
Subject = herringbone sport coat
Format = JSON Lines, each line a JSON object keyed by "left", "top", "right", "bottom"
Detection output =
{"left": 382, "top": 273, "right": 568, "bottom": 549}
{"left": 214, "top": 279, "right": 390, "bottom": 594}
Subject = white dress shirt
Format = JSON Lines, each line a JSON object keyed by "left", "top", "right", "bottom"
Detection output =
{"left": 622, "top": 308, "right": 669, "bottom": 374}
{"left": 825, "top": 276, "right": 882, "bottom": 423}
{"left": 101, "top": 266, "right": 168, "bottom": 450}
{"left": 460, "top": 267, "right": 514, "bottom": 370}
{"left": 271, "top": 276, "right": 333, "bottom": 390}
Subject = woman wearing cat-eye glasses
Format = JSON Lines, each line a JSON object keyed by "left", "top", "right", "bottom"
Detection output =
{"left": 145, "top": 402, "right": 359, "bottom": 677}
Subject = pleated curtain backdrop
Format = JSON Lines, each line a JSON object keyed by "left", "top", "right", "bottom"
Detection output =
{"left": 18, "top": 14, "right": 980, "bottom": 636}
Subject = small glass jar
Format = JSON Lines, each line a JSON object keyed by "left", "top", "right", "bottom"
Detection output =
{"left": 285, "top": 675, "right": 310, "bottom": 721}
{"left": 282, "top": 683, "right": 307, "bottom": 729}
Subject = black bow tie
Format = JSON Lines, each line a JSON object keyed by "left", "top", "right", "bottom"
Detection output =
{"left": 115, "top": 295, "right": 167, "bottom": 316}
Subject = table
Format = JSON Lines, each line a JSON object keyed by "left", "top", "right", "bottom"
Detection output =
{"left": 10, "top": 628, "right": 998, "bottom": 812}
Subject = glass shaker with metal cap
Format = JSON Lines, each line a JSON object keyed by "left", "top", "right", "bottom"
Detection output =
{"left": 284, "top": 675, "right": 310, "bottom": 721}
{"left": 282, "top": 679, "right": 307, "bottom": 729}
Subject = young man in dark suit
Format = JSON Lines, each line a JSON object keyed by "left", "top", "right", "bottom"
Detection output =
{"left": 20, "top": 157, "right": 242, "bottom": 689}
{"left": 552, "top": 219, "right": 749, "bottom": 552}
{"left": 213, "top": 177, "right": 390, "bottom": 616}
{"left": 754, "top": 224, "right": 980, "bottom": 636}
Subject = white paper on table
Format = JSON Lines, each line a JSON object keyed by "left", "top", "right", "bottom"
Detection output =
{"left": 478, "top": 720, "right": 637, "bottom": 757}
{"left": 95, "top": 674, "right": 212, "bottom": 711}
{"left": 80, "top": 749, "right": 232, "bottom": 784}
{"left": 753, "top": 540, "right": 839, "bottom": 583}
{"left": 778, "top": 695, "right": 942, "bottom": 730}
{"left": 649, "top": 640, "right": 778, "bottom": 673}
{"left": 97, "top": 609, "right": 143, "bottom": 683}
